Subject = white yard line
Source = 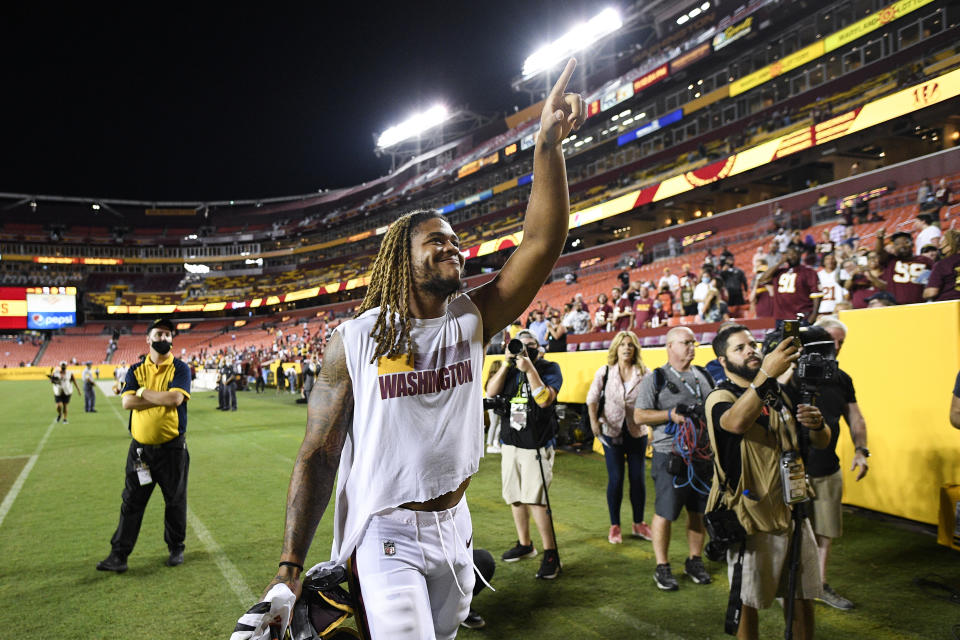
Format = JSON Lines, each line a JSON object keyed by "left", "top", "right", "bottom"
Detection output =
{"left": 599, "top": 606, "right": 692, "bottom": 640}
{"left": 105, "top": 396, "right": 255, "bottom": 606}
{"left": 0, "top": 419, "right": 57, "bottom": 529}
{"left": 0, "top": 455, "right": 31, "bottom": 461}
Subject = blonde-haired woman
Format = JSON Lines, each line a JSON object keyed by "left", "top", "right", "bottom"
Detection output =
{"left": 586, "top": 331, "right": 653, "bottom": 544}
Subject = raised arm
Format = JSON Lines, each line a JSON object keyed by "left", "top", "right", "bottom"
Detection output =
{"left": 470, "top": 59, "right": 585, "bottom": 342}
{"left": 265, "top": 331, "right": 353, "bottom": 598}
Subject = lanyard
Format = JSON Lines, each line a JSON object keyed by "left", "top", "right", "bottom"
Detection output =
{"left": 666, "top": 365, "right": 702, "bottom": 402}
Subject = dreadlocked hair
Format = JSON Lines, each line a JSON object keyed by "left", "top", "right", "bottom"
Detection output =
{"left": 355, "top": 209, "right": 444, "bottom": 365}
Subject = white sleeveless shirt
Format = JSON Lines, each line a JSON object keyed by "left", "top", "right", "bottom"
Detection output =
{"left": 329, "top": 294, "right": 485, "bottom": 564}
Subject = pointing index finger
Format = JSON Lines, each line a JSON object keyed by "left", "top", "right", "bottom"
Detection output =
{"left": 549, "top": 58, "right": 577, "bottom": 99}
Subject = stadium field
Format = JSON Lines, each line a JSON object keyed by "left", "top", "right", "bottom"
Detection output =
{"left": 0, "top": 380, "right": 955, "bottom": 639}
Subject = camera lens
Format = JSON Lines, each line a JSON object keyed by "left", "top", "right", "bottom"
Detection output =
{"left": 507, "top": 339, "right": 525, "bottom": 355}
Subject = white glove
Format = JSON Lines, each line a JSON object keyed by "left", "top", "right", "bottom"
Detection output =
{"left": 229, "top": 583, "right": 295, "bottom": 640}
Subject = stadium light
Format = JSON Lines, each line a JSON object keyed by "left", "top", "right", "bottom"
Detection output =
{"left": 376, "top": 104, "right": 451, "bottom": 149}
{"left": 521, "top": 8, "right": 622, "bottom": 79}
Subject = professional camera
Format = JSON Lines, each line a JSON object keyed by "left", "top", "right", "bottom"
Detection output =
{"left": 704, "top": 507, "right": 746, "bottom": 562}
{"left": 483, "top": 396, "right": 510, "bottom": 416}
{"left": 506, "top": 338, "right": 533, "bottom": 360}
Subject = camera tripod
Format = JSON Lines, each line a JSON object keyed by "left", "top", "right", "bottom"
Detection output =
{"left": 782, "top": 502, "right": 808, "bottom": 640}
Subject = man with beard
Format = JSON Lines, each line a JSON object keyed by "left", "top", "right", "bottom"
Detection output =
{"left": 876, "top": 229, "right": 934, "bottom": 304}
{"left": 242, "top": 60, "right": 584, "bottom": 640}
{"left": 97, "top": 318, "right": 192, "bottom": 572}
{"left": 705, "top": 325, "right": 830, "bottom": 640}
{"left": 756, "top": 244, "right": 822, "bottom": 322}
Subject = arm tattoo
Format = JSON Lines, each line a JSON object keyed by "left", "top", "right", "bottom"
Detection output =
{"left": 281, "top": 331, "right": 353, "bottom": 563}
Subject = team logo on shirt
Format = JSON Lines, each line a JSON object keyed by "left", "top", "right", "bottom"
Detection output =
{"left": 382, "top": 540, "right": 396, "bottom": 556}
{"left": 376, "top": 340, "right": 474, "bottom": 400}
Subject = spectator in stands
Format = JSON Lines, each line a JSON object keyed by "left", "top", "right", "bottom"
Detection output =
{"left": 626, "top": 280, "right": 643, "bottom": 303}
{"left": 756, "top": 243, "right": 823, "bottom": 322}
{"left": 772, "top": 203, "right": 786, "bottom": 231}
{"left": 720, "top": 257, "right": 748, "bottom": 308}
{"left": 876, "top": 229, "right": 934, "bottom": 304}
{"left": 545, "top": 310, "right": 567, "bottom": 353}
{"left": 50, "top": 361, "right": 80, "bottom": 423}
{"left": 527, "top": 309, "right": 549, "bottom": 347}
{"left": 658, "top": 267, "right": 680, "bottom": 295}
{"left": 774, "top": 228, "right": 792, "bottom": 255}
{"left": 82, "top": 362, "right": 97, "bottom": 412}
{"left": 668, "top": 235, "right": 678, "bottom": 258}
{"left": 814, "top": 192, "right": 832, "bottom": 218}
{"left": 934, "top": 178, "right": 951, "bottom": 207}
{"left": 866, "top": 291, "right": 897, "bottom": 307}
{"left": 97, "top": 319, "right": 191, "bottom": 573}
{"left": 913, "top": 213, "right": 941, "bottom": 255}
{"left": 916, "top": 178, "right": 932, "bottom": 206}
{"left": 632, "top": 286, "right": 655, "bottom": 330}
{"left": 817, "top": 254, "right": 848, "bottom": 316}
{"left": 656, "top": 284, "right": 674, "bottom": 318}
{"left": 563, "top": 299, "right": 591, "bottom": 335}
{"left": 693, "top": 269, "right": 713, "bottom": 316}
{"left": 573, "top": 292, "right": 590, "bottom": 314}
{"left": 634, "top": 327, "right": 716, "bottom": 591}
{"left": 924, "top": 230, "right": 960, "bottom": 301}
{"left": 678, "top": 270, "right": 698, "bottom": 317}
{"left": 844, "top": 251, "right": 886, "bottom": 309}
{"left": 587, "top": 331, "right": 653, "bottom": 545}
{"left": 749, "top": 260, "right": 774, "bottom": 318}
{"left": 612, "top": 286, "right": 633, "bottom": 331}
{"left": 700, "top": 277, "right": 730, "bottom": 323}
{"left": 592, "top": 293, "right": 613, "bottom": 332}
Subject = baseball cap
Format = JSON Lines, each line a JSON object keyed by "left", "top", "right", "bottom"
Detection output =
{"left": 148, "top": 318, "right": 175, "bottom": 334}
{"left": 890, "top": 231, "right": 912, "bottom": 243}
{"left": 916, "top": 213, "right": 934, "bottom": 224}
{"left": 865, "top": 291, "right": 896, "bottom": 305}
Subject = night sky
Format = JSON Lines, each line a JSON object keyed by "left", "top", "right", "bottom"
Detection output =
{"left": 1, "top": 1, "right": 601, "bottom": 202}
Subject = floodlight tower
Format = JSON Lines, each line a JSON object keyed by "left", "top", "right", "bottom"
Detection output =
{"left": 373, "top": 105, "right": 492, "bottom": 171}
{"left": 510, "top": 4, "right": 656, "bottom": 104}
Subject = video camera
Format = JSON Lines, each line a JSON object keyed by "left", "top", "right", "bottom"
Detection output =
{"left": 483, "top": 396, "right": 510, "bottom": 416}
{"left": 762, "top": 320, "right": 838, "bottom": 403}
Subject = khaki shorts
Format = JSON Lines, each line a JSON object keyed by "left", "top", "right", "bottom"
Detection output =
{"left": 727, "top": 518, "right": 822, "bottom": 609}
{"left": 809, "top": 470, "right": 843, "bottom": 539}
{"left": 501, "top": 444, "right": 553, "bottom": 505}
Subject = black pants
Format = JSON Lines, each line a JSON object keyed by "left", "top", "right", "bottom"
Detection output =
{"left": 218, "top": 383, "right": 226, "bottom": 409}
{"left": 255, "top": 376, "right": 264, "bottom": 393}
{"left": 109, "top": 436, "right": 189, "bottom": 558}
{"left": 227, "top": 382, "right": 237, "bottom": 409}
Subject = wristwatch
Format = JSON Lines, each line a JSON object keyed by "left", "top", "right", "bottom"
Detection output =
{"left": 855, "top": 446, "right": 870, "bottom": 457}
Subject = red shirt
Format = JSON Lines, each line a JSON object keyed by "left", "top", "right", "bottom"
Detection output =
{"left": 770, "top": 264, "right": 821, "bottom": 320}
{"left": 848, "top": 273, "right": 881, "bottom": 309}
{"left": 755, "top": 284, "right": 774, "bottom": 317}
{"left": 928, "top": 255, "right": 960, "bottom": 301}
{"left": 613, "top": 297, "right": 632, "bottom": 331}
{"left": 633, "top": 297, "right": 654, "bottom": 329}
{"left": 881, "top": 255, "right": 934, "bottom": 304}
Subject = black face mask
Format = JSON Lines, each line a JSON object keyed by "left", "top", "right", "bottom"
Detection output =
{"left": 152, "top": 340, "right": 172, "bottom": 355}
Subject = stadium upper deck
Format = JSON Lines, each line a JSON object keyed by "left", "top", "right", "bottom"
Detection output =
{"left": 1, "top": 0, "right": 958, "bottom": 321}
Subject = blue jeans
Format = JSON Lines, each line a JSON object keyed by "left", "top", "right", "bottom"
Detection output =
{"left": 601, "top": 431, "right": 648, "bottom": 526}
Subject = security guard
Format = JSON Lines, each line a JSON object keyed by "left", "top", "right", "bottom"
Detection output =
{"left": 97, "top": 318, "right": 192, "bottom": 573}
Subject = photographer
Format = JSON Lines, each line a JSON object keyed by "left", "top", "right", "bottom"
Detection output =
{"left": 485, "top": 329, "right": 563, "bottom": 580}
{"left": 633, "top": 326, "right": 715, "bottom": 591}
{"left": 705, "top": 324, "right": 831, "bottom": 640}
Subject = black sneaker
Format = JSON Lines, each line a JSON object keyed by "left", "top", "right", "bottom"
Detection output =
{"left": 535, "top": 549, "right": 561, "bottom": 579}
{"left": 460, "top": 608, "right": 486, "bottom": 629}
{"left": 654, "top": 563, "right": 679, "bottom": 591}
{"left": 684, "top": 555, "right": 712, "bottom": 584}
{"left": 166, "top": 550, "right": 184, "bottom": 567}
{"left": 817, "top": 583, "right": 854, "bottom": 610}
{"left": 501, "top": 540, "right": 537, "bottom": 562}
{"left": 96, "top": 552, "right": 128, "bottom": 573}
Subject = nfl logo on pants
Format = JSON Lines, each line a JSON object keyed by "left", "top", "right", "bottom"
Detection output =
{"left": 383, "top": 540, "right": 396, "bottom": 556}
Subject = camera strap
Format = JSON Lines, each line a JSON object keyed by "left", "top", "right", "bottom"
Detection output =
{"left": 725, "top": 540, "right": 747, "bottom": 636}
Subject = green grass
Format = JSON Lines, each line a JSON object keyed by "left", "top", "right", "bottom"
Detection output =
{"left": 0, "top": 380, "right": 957, "bottom": 639}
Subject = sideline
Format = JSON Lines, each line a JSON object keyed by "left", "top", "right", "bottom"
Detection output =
{"left": 105, "top": 395, "right": 255, "bottom": 606}
{"left": 0, "top": 418, "right": 58, "bottom": 529}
